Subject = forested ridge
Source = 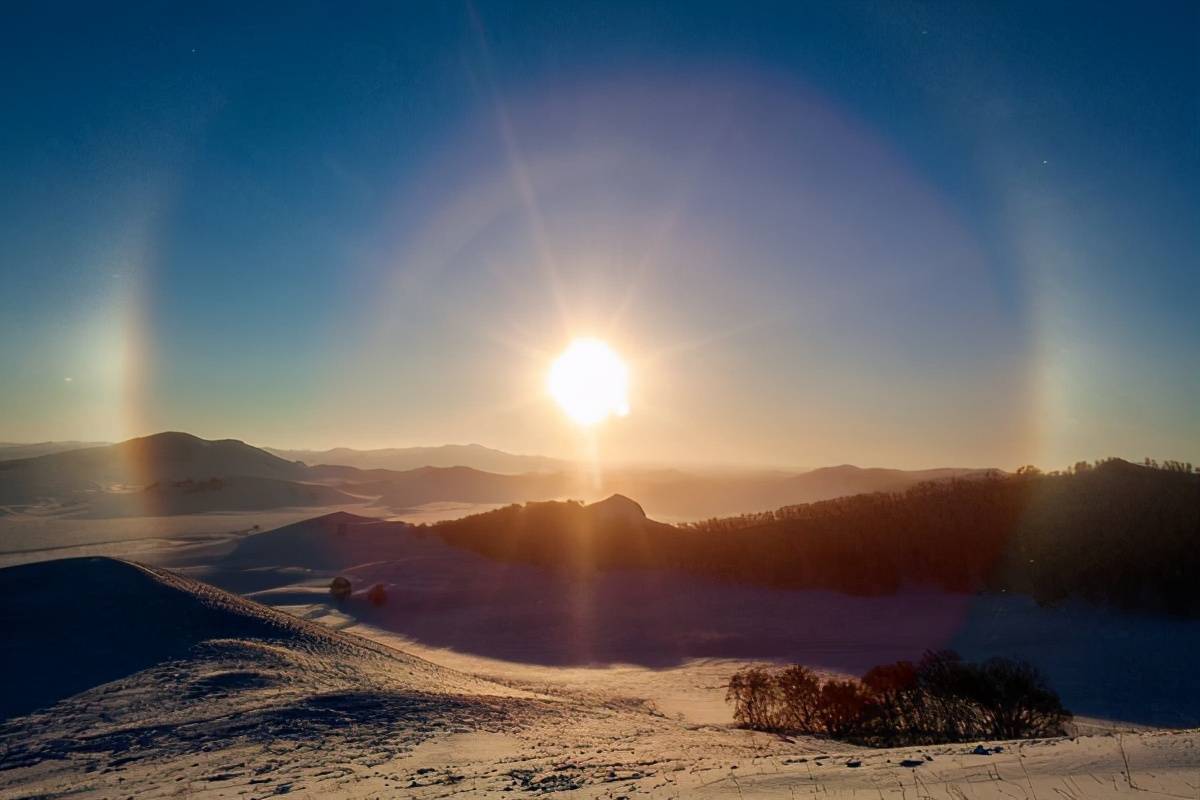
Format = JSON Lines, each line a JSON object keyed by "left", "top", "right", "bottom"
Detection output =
{"left": 429, "top": 458, "right": 1200, "bottom": 616}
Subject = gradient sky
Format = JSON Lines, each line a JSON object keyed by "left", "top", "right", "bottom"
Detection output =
{"left": 1, "top": 2, "right": 1197, "bottom": 469}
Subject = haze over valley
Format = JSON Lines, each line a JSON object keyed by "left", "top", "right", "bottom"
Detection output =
{"left": 0, "top": 432, "right": 1001, "bottom": 521}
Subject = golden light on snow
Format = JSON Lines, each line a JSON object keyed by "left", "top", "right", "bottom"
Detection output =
{"left": 547, "top": 338, "right": 631, "bottom": 426}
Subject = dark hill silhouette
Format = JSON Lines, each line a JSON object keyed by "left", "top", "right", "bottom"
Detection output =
{"left": 586, "top": 493, "right": 647, "bottom": 521}
{"left": 678, "top": 458, "right": 1200, "bottom": 615}
{"left": 0, "top": 432, "right": 374, "bottom": 515}
{"left": 0, "top": 431, "right": 1005, "bottom": 519}
{"left": 431, "top": 495, "right": 686, "bottom": 575}
{"left": 0, "top": 432, "right": 309, "bottom": 500}
{"left": 426, "top": 460, "right": 1200, "bottom": 617}
{"left": 0, "top": 433, "right": 574, "bottom": 514}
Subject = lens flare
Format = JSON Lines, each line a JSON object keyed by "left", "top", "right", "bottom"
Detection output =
{"left": 547, "top": 338, "right": 630, "bottom": 426}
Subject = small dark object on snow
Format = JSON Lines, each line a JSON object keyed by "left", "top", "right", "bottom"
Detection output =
{"left": 845, "top": 759, "right": 861, "bottom": 768}
{"left": 971, "top": 744, "right": 992, "bottom": 755}
{"left": 329, "top": 576, "right": 352, "bottom": 601}
{"left": 899, "top": 759, "right": 924, "bottom": 768}
{"left": 367, "top": 583, "right": 387, "bottom": 606}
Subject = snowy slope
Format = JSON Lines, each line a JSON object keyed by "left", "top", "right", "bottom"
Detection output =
{"left": 202, "top": 512, "right": 1200, "bottom": 728}
{"left": 1, "top": 557, "right": 1198, "bottom": 798}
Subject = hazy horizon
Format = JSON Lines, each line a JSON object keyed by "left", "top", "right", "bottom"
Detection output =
{"left": 3, "top": 428, "right": 1195, "bottom": 475}
{"left": 3, "top": 3, "right": 1196, "bottom": 471}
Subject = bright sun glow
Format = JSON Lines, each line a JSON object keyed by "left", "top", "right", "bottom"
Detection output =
{"left": 547, "top": 338, "right": 631, "bottom": 426}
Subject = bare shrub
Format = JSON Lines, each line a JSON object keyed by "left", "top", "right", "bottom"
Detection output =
{"left": 726, "top": 667, "right": 778, "bottom": 730}
{"left": 956, "top": 656, "right": 1071, "bottom": 740}
{"left": 727, "top": 651, "right": 1070, "bottom": 746}
{"left": 775, "top": 665, "right": 821, "bottom": 732}
{"left": 815, "top": 678, "right": 871, "bottom": 738}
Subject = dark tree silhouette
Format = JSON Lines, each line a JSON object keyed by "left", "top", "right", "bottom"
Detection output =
{"left": 428, "top": 458, "right": 1199, "bottom": 617}
{"left": 329, "top": 576, "right": 352, "bottom": 602}
{"left": 727, "top": 651, "right": 1071, "bottom": 746}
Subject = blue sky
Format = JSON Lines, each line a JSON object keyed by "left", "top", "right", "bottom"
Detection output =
{"left": 1, "top": 2, "right": 1196, "bottom": 468}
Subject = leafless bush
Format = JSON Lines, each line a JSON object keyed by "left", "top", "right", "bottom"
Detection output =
{"left": 727, "top": 651, "right": 1071, "bottom": 746}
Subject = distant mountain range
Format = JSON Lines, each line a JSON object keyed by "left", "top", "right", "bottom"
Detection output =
{"left": 584, "top": 465, "right": 999, "bottom": 520}
{"left": 0, "top": 442, "right": 110, "bottom": 461}
{"left": 0, "top": 431, "right": 998, "bottom": 519}
{"left": 0, "top": 433, "right": 333, "bottom": 512}
{"left": 265, "top": 443, "right": 565, "bottom": 474}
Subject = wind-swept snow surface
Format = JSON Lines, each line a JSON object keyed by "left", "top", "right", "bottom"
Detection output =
{"left": 0, "top": 557, "right": 541, "bottom": 794}
{"left": 201, "top": 511, "right": 1200, "bottom": 727}
{"left": 0, "top": 556, "right": 527, "bottom": 719}
{"left": 1, "top": 558, "right": 1198, "bottom": 798}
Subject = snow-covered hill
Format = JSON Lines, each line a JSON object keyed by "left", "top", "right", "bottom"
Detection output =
{"left": 2, "top": 557, "right": 1198, "bottom": 798}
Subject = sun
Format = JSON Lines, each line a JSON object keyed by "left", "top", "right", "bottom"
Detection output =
{"left": 547, "top": 338, "right": 631, "bottom": 426}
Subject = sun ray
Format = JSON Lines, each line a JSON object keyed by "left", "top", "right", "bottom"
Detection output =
{"left": 466, "top": 2, "right": 571, "bottom": 335}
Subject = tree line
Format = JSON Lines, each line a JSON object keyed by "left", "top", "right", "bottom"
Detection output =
{"left": 429, "top": 458, "right": 1200, "bottom": 616}
{"left": 726, "top": 651, "right": 1071, "bottom": 746}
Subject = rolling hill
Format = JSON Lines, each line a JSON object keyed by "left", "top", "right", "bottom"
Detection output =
{"left": 0, "top": 556, "right": 553, "bottom": 797}
{"left": 425, "top": 460, "right": 1200, "bottom": 617}
{"left": 80, "top": 475, "right": 366, "bottom": 517}
{"left": 0, "top": 441, "right": 110, "bottom": 461}
{"left": 207, "top": 487, "right": 1200, "bottom": 725}
{"left": 266, "top": 443, "right": 565, "bottom": 474}
{"left": 0, "top": 556, "right": 532, "bottom": 720}
{"left": 0, "top": 431, "right": 308, "bottom": 495}
{"left": 0, "top": 432, "right": 358, "bottom": 514}
{"left": 0, "top": 430, "right": 1000, "bottom": 519}
{"left": 4, "top": 555, "right": 1197, "bottom": 798}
